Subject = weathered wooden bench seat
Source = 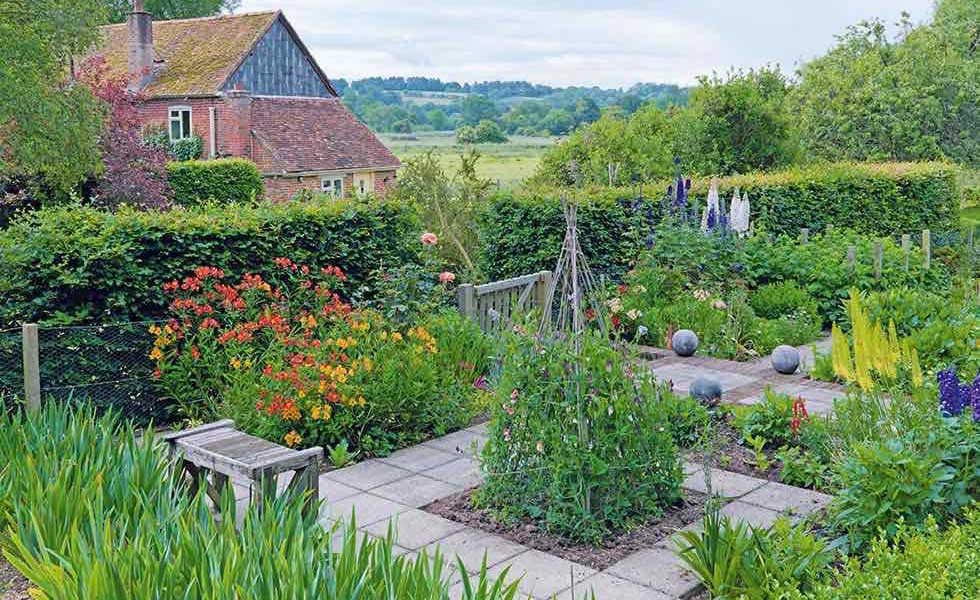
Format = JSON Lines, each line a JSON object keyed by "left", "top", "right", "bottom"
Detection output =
{"left": 161, "top": 419, "right": 322, "bottom": 515}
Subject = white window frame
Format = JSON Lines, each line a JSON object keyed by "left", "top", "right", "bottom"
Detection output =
{"left": 320, "top": 176, "right": 344, "bottom": 198}
{"left": 168, "top": 106, "right": 193, "bottom": 141}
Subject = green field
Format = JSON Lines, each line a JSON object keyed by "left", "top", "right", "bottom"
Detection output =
{"left": 380, "top": 132, "right": 556, "bottom": 189}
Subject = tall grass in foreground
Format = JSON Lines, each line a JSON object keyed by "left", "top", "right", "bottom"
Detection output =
{"left": 0, "top": 404, "right": 521, "bottom": 599}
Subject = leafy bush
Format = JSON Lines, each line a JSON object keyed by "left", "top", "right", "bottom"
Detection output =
{"left": 152, "top": 260, "right": 490, "bottom": 456}
{"left": 166, "top": 158, "right": 264, "bottom": 204}
{"left": 0, "top": 403, "right": 519, "bottom": 600}
{"left": 750, "top": 281, "right": 817, "bottom": 320}
{"left": 737, "top": 388, "right": 797, "bottom": 447}
{"left": 478, "top": 329, "right": 682, "bottom": 543}
{"left": 0, "top": 198, "right": 420, "bottom": 326}
{"left": 170, "top": 136, "right": 203, "bottom": 161}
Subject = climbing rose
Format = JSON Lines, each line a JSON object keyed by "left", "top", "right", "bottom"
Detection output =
{"left": 439, "top": 271, "right": 455, "bottom": 283}
{"left": 421, "top": 232, "right": 438, "bottom": 245}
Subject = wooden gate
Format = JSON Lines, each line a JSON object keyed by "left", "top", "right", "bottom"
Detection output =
{"left": 456, "top": 271, "right": 552, "bottom": 332}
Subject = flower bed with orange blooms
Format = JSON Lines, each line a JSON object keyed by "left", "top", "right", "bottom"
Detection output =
{"left": 151, "top": 258, "right": 493, "bottom": 456}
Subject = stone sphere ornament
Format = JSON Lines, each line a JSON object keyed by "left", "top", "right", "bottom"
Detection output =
{"left": 771, "top": 345, "right": 801, "bottom": 374}
{"left": 689, "top": 377, "right": 723, "bottom": 406}
{"left": 672, "top": 329, "right": 699, "bottom": 357}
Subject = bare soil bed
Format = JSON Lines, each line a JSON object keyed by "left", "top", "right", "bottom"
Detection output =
{"left": 1, "top": 558, "right": 31, "bottom": 600}
{"left": 425, "top": 488, "right": 709, "bottom": 570}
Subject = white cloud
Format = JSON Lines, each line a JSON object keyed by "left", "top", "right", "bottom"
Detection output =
{"left": 237, "top": 0, "right": 934, "bottom": 87}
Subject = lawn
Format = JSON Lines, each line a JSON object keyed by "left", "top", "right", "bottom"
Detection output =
{"left": 379, "top": 131, "right": 556, "bottom": 189}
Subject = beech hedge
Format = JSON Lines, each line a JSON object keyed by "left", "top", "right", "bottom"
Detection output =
{"left": 166, "top": 158, "right": 264, "bottom": 205}
{"left": 480, "top": 162, "right": 961, "bottom": 279}
{"left": 0, "top": 199, "right": 420, "bottom": 325}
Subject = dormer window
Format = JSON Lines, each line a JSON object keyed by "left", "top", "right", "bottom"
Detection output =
{"left": 169, "top": 106, "right": 192, "bottom": 140}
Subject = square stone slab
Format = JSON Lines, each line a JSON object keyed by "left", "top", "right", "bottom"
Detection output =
{"left": 379, "top": 445, "right": 459, "bottom": 472}
{"left": 318, "top": 475, "right": 361, "bottom": 502}
{"left": 324, "top": 492, "right": 410, "bottom": 527}
{"left": 424, "top": 429, "right": 487, "bottom": 457}
{"left": 720, "top": 500, "right": 783, "bottom": 529}
{"left": 557, "top": 572, "right": 673, "bottom": 600}
{"left": 422, "top": 456, "right": 484, "bottom": 488}
{"left": 324, "top": 459, "right": 413, "bottom": 491}
{"left": 605, "top": 546, "right": 701, "bottom": 598}
{"left": 487, "top": 549, "right": 596, "bottom": 600}
{"left": 681, "top": 467, "right": 768, "bottom": 498}
{"left": 426, "top": 527, "right": 528, "bottom": 574}
{"left": 364, "top": 508, "right": 466, "bottom": 550}
{"left": 370, "top": 474, "right": 462, "bottom": 508}
{"left": 653, "top": 364, "right": 758, "bottom": 394}
{"left": 739, "top": 384, "right": 843, "bottom": 415}
{"left": 739, "top": 482, "right": 832, "bottom": 516}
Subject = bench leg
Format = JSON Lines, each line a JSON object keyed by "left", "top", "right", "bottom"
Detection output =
{"left": 303, "top": 457, "right": 320, "bottom": 517}
{"left": 253, "top": 468, "right": 277, "bottom": 514}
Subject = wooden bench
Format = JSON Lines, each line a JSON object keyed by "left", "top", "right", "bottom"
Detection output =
{"left": 161, "top": 419, "right": 322, "bottom": 515}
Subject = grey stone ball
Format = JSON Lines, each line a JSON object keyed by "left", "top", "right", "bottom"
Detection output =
{"left": 771, "top": 345, "right": 801, "bottom": 374}
{"left": 689, "top": 377, "right": 723, "bottom": 405}
{"left": 672, "top": 329, "right": 699, "bottom": 357}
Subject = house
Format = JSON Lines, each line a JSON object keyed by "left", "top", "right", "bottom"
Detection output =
{"left": 95, "top": 1, "right": 400, "bottom": 201}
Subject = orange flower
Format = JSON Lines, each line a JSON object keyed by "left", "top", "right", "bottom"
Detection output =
{"left": 284, "top": 431, "right": 302, "bottom": 447}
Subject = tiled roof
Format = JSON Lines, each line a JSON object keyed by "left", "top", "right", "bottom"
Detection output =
{"left": 251, "top": 97, "right": 401, "bottom": 173}
{"left": 96, "top": 11, "right": 279, "bottom": 96}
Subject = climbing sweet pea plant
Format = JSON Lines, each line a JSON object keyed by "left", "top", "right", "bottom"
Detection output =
{"left": 151, "top": 258, "right": 489, "bottom": 456}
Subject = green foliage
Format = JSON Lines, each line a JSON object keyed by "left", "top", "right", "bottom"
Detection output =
{"left": 0, "top": 198, "right": 420, "bottom": 325}
{"left": 737, "top": 388, "right": 795, "bottom": 447}
{"left": 792, "top": 5, "right": 980, "bottom": 167}
{"left": 104, "top": 0, "right": 241, "bottom": 22}
{"left": 677, "top": 510, "right": 832, "bottom": 599}
{"left": 479, "top": 329, "right": 682, "bottom": 543}
{"left": 801, "top": 509, "right": 980, "bottom": 600}
{"left": 0, "top": 402, "right": 518, "bottom": 599}
{"left": 166, "top": 158, "right": 264, "bottom": 205}
{"left": 0, "top": 0, "right": 106, "bottom": 196}
{"left": 776, "top": 446, "right": 833, "bottom": 491}
{"left": 749, "top": 281, "right": 818, "bottom": 321}
{"left": 328, "top": 439, "right": 357, "bottom": 468}
{"left": 659, "top": 392, "right": 711, "bottom": 448}
{"left": 170, "top": 135, "right": 204, "bottom": 161}
{"left": 457, "top": 120, "right": 508, "bottom": 144}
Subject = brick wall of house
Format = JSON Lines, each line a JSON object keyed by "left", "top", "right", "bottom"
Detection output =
{"left": 373, "top": 170, "right": 397, "bottom": 195}
{"left": 136, "top": 97, "right": 223, "bottom": 158}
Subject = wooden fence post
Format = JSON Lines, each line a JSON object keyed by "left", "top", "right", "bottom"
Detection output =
{"left": 901, "top": 234, "right": 911, "bottom": 271}
{"left": 456, "top": 284, "right": 476, "bottom": 321}
{"left": 22, "top": 323, "right": 40, "bottom": 411}
{"left": 922, "top": 229, "right": 931, "bottom": 270}
{"left": 536, "top": 271, "right": 553, "bottom": 318}
{"left": 873, "top": 241, "right": 883, "bottom": 280}
{"left": 847, "top": 246, "right": 856, "bottom": 271}
{"left": 800, "top": 228, "right": 809, "bottom": 245}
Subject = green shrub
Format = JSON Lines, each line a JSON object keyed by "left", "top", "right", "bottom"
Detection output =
{"left": 478, "top": 329, "right": 682, "bottom": 543}
{"left": 0, "top": 198, "right": 420, "bottom": 326}
{"left": 166, "top": 158, "right": 264, "bottom": 204}
{"left": 0, "top": 403, "right": 519, "bottom": 600}
{"left": 170, "top": 136, "right": 203, "bottom": 161}
{"left": 750, "top": 281, "right": 817, "bottom": 320}
{"left": 737, "top": 388, "right": 796, "bottom": 447}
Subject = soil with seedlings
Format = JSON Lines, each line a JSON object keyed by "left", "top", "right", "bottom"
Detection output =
{"left": 690, "top": 415, "right": 781, "bottom": 482}
{"left": 1, "top": 558, "right": 31, "bottom": 600}
{"left": 425, "top": 488, "right": 709, "bottom": 570}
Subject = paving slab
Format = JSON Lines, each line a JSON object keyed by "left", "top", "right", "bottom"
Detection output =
{"left": 486, "top": 549, "right": 597, "bottom": 600}
{"left": 605, "top": 546, "right": 701, "bottom": 598}
{"left": 739, "top": 482, "right": 832, "bottom": 516}
{"left": 425, "top": 527, "right": 528, "bottom": 574}
{"left": 681, "top": 467, "right": 768, "bottom": 498}
{"left": 652, "top": 363, "right": 758, "bottom": 394}
{"left": 323, "top": 459, "right": 413, "bottom": 491}
{"left": 370, "top": 473, "right": 462, "bottom": 508}
{"left": 738, "top": 383, "right": 844, "bottom": 415}
{"left": 720, "top": 500, "right": 783, "bottom": 529}
{"left": 422, "top": 456, "right": 484, "bottom": 488}
{"left": 379, "top": 445, "right": 459, "bottom": 472}
{"left": 318, "top": 475, "right": 361, "bottom": 502}
{"left": 324, "top": 492, "right": 410, "bottom": 527}
{"left": 557, "top": 572, "right": 673, "bottom": 600}
{"left": 423, "top": 429, "right": 487, "bottom": 457}
{"left": 364, "top": 508, "right": 466, "bottom": 550}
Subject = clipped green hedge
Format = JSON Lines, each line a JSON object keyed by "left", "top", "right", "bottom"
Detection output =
{"left": 0, "top": 199, "right": 420, "bottom": 325}
{"left": 166, "top": 158, "right": 264, "bottom": 205}
{"left": 483, "top": 162, "right": 960, "bottom": 279}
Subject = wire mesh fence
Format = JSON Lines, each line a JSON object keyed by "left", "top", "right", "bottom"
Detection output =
{"left": 23, "top": 320, "right": 173, "bottom": 424}
{"left": 0, "top": 327, "right": 23, "bottom": 407}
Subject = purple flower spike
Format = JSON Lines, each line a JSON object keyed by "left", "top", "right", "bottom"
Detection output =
{"left": 938, "top": 367, "right": 964, "bottom": 416}
{"left": 973, "top": 372, "right": 980, "bottom": 422}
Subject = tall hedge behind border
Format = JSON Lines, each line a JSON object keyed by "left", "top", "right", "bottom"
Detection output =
{"left": 481, "top": 162, "right": 960, "bottom": 280}
{"left": 0, "top": 199, "right": 420, "bottom": 325}
{"left": 166, "top": 158, "right": 264, "bottom": 205}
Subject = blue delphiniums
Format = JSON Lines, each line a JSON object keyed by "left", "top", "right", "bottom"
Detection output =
{"left": 938, "top": 367, "right": 980, "bottom": 421}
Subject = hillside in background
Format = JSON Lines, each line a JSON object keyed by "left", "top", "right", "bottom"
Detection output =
{"left": 334, "top": 76, "right": 689, "bottom": 135}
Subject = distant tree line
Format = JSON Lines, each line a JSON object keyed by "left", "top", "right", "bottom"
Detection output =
{"left": 534, "top": 0, "right": 979, "bottom": 184}
{"left": 334, "top": 77, "right": 690, "bottom": 137}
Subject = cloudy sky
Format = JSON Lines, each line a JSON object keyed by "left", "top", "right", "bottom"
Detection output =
{"left": 237, "top": 0, "right": 934, "bottom": 88}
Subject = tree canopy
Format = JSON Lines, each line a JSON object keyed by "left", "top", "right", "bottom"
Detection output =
{"left": 103, "top": 0, "right": 241, "bottom": 23}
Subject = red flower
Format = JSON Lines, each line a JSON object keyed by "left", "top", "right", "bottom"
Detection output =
{"left": 611, "top": 314, "right": 622, "bottom": 329}
{"left": 190, "top": 346, "right": 200, "bottom": 360}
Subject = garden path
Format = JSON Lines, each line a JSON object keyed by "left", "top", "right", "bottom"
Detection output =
{"left": 232, "top": 341, "right": 843, "bottom": 600}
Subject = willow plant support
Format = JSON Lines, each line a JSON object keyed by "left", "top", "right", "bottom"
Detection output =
{"left": 537, "top": 197, "right": 607, "bottom": 516}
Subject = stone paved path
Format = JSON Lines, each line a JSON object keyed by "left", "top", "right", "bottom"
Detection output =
{"left": 231, "top": 342, "right": 842, "bottom": 600}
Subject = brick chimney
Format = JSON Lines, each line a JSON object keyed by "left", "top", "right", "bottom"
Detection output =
{"left": 127, "top": 0, "right": 154, "bottom": 92}
{"left": 223, "top": 85, "right": 253, "bottom": 158}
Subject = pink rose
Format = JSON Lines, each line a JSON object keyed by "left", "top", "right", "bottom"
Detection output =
{"left": 439, "top": 271, "right": 455, "bottom": 283}
{"left": 421, "top": 232, "right": 438, "bottom": 245}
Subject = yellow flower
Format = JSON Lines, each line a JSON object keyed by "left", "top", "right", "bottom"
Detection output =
{"left": 298, "top": 389, "right": 306, "bottom": 399}
{"left": 284, "top": 431, "right": 302, "bottom": 447}
{"left": 361, "top": 357, "right": 373, "bottom": 372}
{"left": 149, "top": 347, "right": 163, "bottom": 361}
{"left": 390, "top": 332, "right": 403, "bottom": 342}
{"left": 230, "top": 357, "right": 242, "bottom": 369}
{"left": 148, "top": 325, "right": 162, "bottom": 335}
{"left": 336, "top": 338, "right": 348, "bottom": 349}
